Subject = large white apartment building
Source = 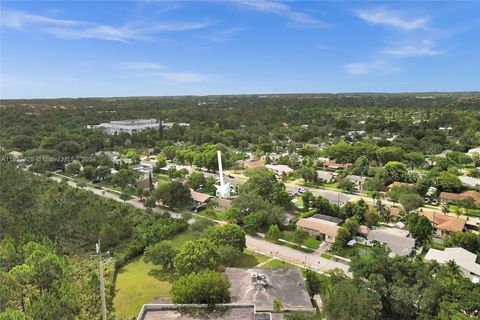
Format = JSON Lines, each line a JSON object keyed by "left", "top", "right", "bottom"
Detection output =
{"left": 94, "top": 119, "right": 159, "bottom": 135}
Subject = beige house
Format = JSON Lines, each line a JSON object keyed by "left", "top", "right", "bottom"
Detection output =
{"left": 420, "top": 211, "right": 466, "bottom": 236}
{"left": 296, "top": 217, "right": 339, "bottom": 243}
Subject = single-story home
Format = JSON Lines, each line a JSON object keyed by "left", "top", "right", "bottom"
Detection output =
{"left": 387, "top": 181, "right": 414, "bottom": 191}
{"left": 321, "top": 161, "right": 353, "bottom": 170}
{"left": 459, "top": 176, "right": 480, "bottom": 188}
{"left": 296, "top": 217, "right": 340, "bottom": 243}
{"left": 420, "top": 211, "right": 466, "bottom": 236}
{"left": 135, "top": 177, "right": 157, "bottom": 190}
{"left": 213, "top": 198, "right": 232, "bottom": 212}
{"left": 265, "top": 164, "right": 294, "bottom": 176}
{"left": 225, "top": 268, "right": 315, "bottom": 312}
{"left": 367, "top": 227, "right": 416, "bottom": 255}
{"left": 425, "top": 247, "right": 480, "bottom": 283}
{"left": 316, "top": 170, "right": 338, "bottom": 183}
{"left": 190, "top": 190, "right": 212, "bottom": 204}
{"left": 439, "top": 190, "right": 480, "bottom": 204}
{"left": 345, "top": 174, "right": 367, "bottom": 187}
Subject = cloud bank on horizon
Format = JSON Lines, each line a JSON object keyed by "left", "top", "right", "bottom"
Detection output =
{"left": 1, "top": 0, "right": 478, "bottom": 98}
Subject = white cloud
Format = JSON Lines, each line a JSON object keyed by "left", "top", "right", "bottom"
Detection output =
{"left": 0, "top": 7, "right": 212, "bottom": 42}
{"left": 383, "top": 40, "right": 445, "bottom": 57}
{"left": 199, "top": 27, "right": 241, "bottom": 43}
{"left": 234, "top": 0, "right": 330, "bottom": 27}
{"left": 115, "top": 62, "right": 166, "bottom": 70}
{"left": 344, "top": 60, "right": 399, "bottom": 75}
{"left": 353, "top": 7, "right": 428, "bottom": 31}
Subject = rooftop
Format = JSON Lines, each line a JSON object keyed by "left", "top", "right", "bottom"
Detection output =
{"left": 297, "top": 217, "right": 339, "bottom": 237}
{"left": 190, "top": 190, "right": 212, "bottom": 203}
{"left": 137, "top": 304, "right": 257, "bottom": 320}
{"left": 420, "top": 211, "right": 466, "bottom": 233}
{"left": 224, "top": 268, "right": 314, "bottom": 312}
{"left": 425, "top": 248, "right": 480, "bottom": 281}
{"left": 367, "top": 227, "right": 415, "bottom": 255}
{"left": 311, "top": 213, "right": 343, "bottom": 224}
{"left": 440, "top": 190, "right": 480, "bottom": 203}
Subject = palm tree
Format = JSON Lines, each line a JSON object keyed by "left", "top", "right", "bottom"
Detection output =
{"left": 273, "top": 299, "right": 283, "bottom": 312}
{"left": 445, "top": 260, "right": 462, "bottom": 282}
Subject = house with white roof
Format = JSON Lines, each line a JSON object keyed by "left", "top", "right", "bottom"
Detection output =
{"left": 425, "top": 247, "right": 480, "bottom": 283}
{"left": 459, "top": 176, "right": 480, "bottom": 188}
{"left": 467, "top": 147, "right": 480, "bottom": 157}
{"left": 265, "top": 164, "right": 294, "bottom": 176}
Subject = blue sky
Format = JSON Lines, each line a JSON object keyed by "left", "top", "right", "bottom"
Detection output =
{"left": 1, "top": 1, "right": 479, "bottom": 98}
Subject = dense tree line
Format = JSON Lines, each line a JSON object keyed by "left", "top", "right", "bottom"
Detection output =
{"left": 0, "top": 164, "right": 187, "bottom": 319}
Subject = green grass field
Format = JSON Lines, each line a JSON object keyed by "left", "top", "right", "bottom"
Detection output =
{"left": 113, "top": 257, "right": 172, "bottom": 319}
{"left": 233, "top": 249, "right": 270, "bottom": 268}
{"left": 170, "top": 229, "right": 201, "bottom": 249}
{"left": 259, "top": 259, "right": 297, "bottom": 268}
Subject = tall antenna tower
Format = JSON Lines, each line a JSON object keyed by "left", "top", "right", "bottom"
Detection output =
{"left": 215, "top": 150, "right": 230, "bottom": 198}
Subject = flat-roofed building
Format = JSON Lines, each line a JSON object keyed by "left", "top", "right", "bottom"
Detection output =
{"left": 94, "top": 119, "right": 159, "bottom": 135}
{"left": 367, "top": 227, "right": 415, "bottom": 255}
{"left": 224, "top": 268, "right": 315, "bottom": 312}
{"left": 425, "top": 248, "right": 480, "bottom": 283}
{"left": 137, "top": 304, "right": 258, "bottom": 320}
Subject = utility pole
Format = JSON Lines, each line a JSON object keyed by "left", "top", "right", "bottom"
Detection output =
{"left": 96, "top": 241, "right": 107, "bottom": 320}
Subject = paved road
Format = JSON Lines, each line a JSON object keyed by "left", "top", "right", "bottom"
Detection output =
{"left": 49, "top": 173, "right": 349, "bottom": 273}
{"left": 246, "top": 236, "right": 350, "bottom": 275}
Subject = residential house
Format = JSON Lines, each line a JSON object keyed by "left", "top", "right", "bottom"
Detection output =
{"left": 136, "top": 304, "right": 258, "bottom": 320}
{"left": 439, "top": 190, "right": 480, "bottom": 204}
{"left": 135, "top": 177, "right": 157, "bottom": 190}
{"left": 224, "top": 268, "right": 315, "bottom": 312}
{"left": 387, "top": 181, "right": 414, "bottom": 191}
{"left": 296, "top": 217, "right": 340, "bottom": 243}
{"left": 420, "top": 211, "right": 466, "bottom": 236}
{"left": 265, "top": 164, "right": 294, "bottom": 176}
{"left": 425, "top": 247, "right": 480, "bottom": 283}
{"left": 321, "top": 161, "right": 353, "bottom": 170}
{"left": 459, "top": 176, "right": 480, "bottom": 188}
{"left": 366, "top": 227, "right": 416, "bottom": 255}
{"left": 345, "top": 175, "right": 367, "bottom": 188}
{"left": 316, "top": 170, "right": 338, "bottom": 183}
{"left": 214, "top": 198, "right": 232, "bottom": 212}
{"left": 190, "top": 190, "right": 212, "bottom": 204}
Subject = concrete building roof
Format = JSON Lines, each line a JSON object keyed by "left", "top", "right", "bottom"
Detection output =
{"left": 459, "top": 176, "right": 480, "bottom": 188}
{"left": 224, "top": 268, "right": 314, "bottom": 312}
{"left": 420, "top": 211, "right": 466, "bottom": 233}
{"left": 425, "top": 248, "right": 480, "bottom": 279}
{"left": 137, "top": 304, "right": 257, "bottom": 320}
{"left": 297, "top": 217, "right": 339, "bottom": 237}
{"left": 367, "top": 227, "right": 415, "bottom": 255}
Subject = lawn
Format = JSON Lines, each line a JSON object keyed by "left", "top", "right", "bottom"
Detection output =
{"left": 155, "top": 174, "right": 171, "bottom": 186}
{"left": 333, "top": 244, "right": 371, "bottom": 258}
{"left": 232, "top": 249, "right": 270, "bottom": 268}
{"left": 282, "top": 231, "right": 322, "bottom": 250}
{"left": 113, "top": 256, "right": 171, "bottom": 319}
{"left": 170, "top": 229, "right": 201, "bottom": 249}
{"left": 259, "top": 259, "right": 297, "bottom": 268}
